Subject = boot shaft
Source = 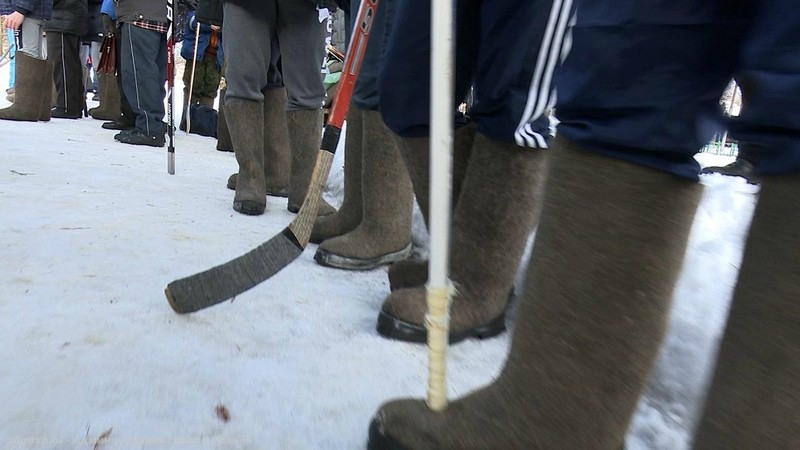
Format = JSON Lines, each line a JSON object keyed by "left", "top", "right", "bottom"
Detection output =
{"left": 0, "top": 53, "right": 48, "bottom": 122}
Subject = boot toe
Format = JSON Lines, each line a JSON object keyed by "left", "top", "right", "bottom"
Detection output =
{"left": 315, "top": 235, "right": 412, "bottom": 270}
{"left": 233, "top": 200, "right": 266, "bottom": 216}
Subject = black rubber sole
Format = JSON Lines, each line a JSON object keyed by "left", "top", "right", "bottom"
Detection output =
{"left": 367, "top": 418, "right": 407, "bottom": 450}
{"left": 376, "top": 288, "right": 515, "bottom": 344}
{"left": 314, "top": 243, "right": 412, "bottom": 271}
{"left": 233, "top": 200, "right": 266, "bottom": 216}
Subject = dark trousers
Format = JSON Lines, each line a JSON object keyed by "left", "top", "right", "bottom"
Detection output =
{"left": 47, "top": 32, "right": 84, "bottom": 115}
{"left": 555, "top": 0, "right": 800, "bottom": 179}
{"left": 344, "top": 0, "right": 396, "bottom": 111}
{"left": 119, "top": 22, "right": 167, "bottom": 136}
{"left": 114, "top": 28, "right": 136, "bottom": 125}
{"left": 379, "top": 0, "right": 565, "bottom": 147}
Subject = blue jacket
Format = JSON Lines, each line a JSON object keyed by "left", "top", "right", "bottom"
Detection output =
{"left": 180, "top": 11, "right": 224, "bottom": 69}
{"left": 0, "top": 0, "right": 53, "bottom": 20}
{"left": 99, "top": 0, "right": 113, "bottom": 19}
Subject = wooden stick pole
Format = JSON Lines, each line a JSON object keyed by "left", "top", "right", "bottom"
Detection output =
{"left": 426, "top": 0, "right": 455, "bottom": 412}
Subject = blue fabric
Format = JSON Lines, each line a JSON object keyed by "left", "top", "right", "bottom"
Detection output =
{"left": 180, "top": 11, "right": 224, "bottom": 70}
{"left": 555, "top": 0, "right": 800, "bottom": 178}
{"left": 379, "top": 0, "right": 558, "bottom": 147}
{"left": 0, "top": 0, "right": 52, "bottom": 20}
{"left": 100, "top": 0, "right": 114, "bottom": 20}
{"left": 6, "top": 28, "right": 15, "bottom": 88}
{"left": 344, "top": 0, "right": 396, "bottom": 111}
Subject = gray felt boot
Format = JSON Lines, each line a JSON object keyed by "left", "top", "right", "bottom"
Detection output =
{"left": 227, "top": 98, "right": 266, "bottom": 215}
{"left": 377, "top": 132, "right": 545, "bottom": 344}
{"left": 309, "top": 105, "right": 365, "bottom": 244}
{"left": 216, "top": 87, "right": 233, "bottom": 152}
{"left": 0, "top": 53, "right": 48, "bottom": 122}
{"left": 89, "top": 73, "right": 121, "bottom": 121}
{"left": 386, "top": 124, "right": 477, "bottom": 290}
{"left": 692, "top": 173, "right": 800, "bottom": 449}
{"left": 314, "top": 109, "right": 413, "bottom": 270}
{"left": 286, "top": 108, "right": 335, "bottom": 216}
{"left": 262, "top": 87, "right": 291, "bottom": 197}
{"left": 368, "top": 136, "right": 703, "bottom": 449}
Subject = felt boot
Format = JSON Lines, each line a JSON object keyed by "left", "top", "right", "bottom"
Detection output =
{"left": 692, "top": 173, "right": 800, "bottom": 448}
{"left": 377, "top": 132, "right": 545, "bottom": 343}
{"left": 0, "top": 53, "right": 48, "bottom": 122}
{"left": 227, "top": 98, "right": 266, "bottom": 215}
{"left": 216, "top": 87, "right": 234, "bottom": 152}
{"left": 262, "top": 87, "right": 291, "bottom": 197}
{"left": 226, "top": 88, "right": 293, "bottom": 197}
{"left": 90, "top": 72, "right": 122, "bottom": 121}
{"left": 386, "top": 124, "right": 477, "bottom": 290}
{"left": 314, "top": 110, "right": 413, "bottom": 270}
{"left": 38, "top": 60, "right": 55, "bottom": 122}
{"left": 286, "top": 108, "right": 335, "bottom": 216}
{"left": 309, "top": 105, "right": 364, "bottom": 244}
{"left": 369, "top": 136, "right": 703, "bottom": 449}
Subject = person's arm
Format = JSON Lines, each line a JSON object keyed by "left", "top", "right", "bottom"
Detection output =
{"left": 2, "top": 2, "right": 29, "bottom": 29}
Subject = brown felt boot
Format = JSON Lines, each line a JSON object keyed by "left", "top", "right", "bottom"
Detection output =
{"left": 692, "top": 174, "right": 800, "bottom": 449}
{"left": 309, "top": 105, "right": 365, "bottom": 244}
{"left": 216, "top": 87, "right": 234, "bottom": 152}
{"left": 377, "top": 132, "right": 545, "bottom": 343}
{"left": 286, "top": 108, "right": 335, "bottom": 216}
{"left": 0, "top": 53, "right": 48, "bottom": 122}
{"left": 89, "top": 73, "right": 121, "bottom": 121}
{"left": 314, "top": 110, "right": 414, "bottom": 270}
{"left": 368, "top": 136, "right": 703, "bottom": 449}
{"left": 227, "top": 98, "right": 266, "bottom": 215}
{"left": 386, "top": 124, "right": 477, "bottom": 290}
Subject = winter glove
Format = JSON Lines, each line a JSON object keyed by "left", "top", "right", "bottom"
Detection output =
{"left": 102, "top": 14, "right": 116, "bottom": 37}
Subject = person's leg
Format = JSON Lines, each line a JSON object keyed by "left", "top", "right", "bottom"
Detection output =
{"left": 223, "top": 2, "right": 275, "bottom": 214}
{"left": 0, "top": 18, "right": 48, "bottom": 122}
{"left": 7, "top": 28, "right": 16, "bottom": 90}
{"left": 118, "top": 23, "right": 167, "bottom": 140}
{"left": 276, "top": 0, "right": 334, "bottom": 215}
{"left": 50, "top": 33, "right": 84, "bottom": 118}
{"left": 693, "top": 1, "right": 800, "bottom": 446}
{"left": 368, "top": 2, "right": 746, "bottom": 448}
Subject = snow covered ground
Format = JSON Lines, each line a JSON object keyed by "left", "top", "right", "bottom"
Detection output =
{"left": 0, "top": 59, "right": 760, "bottom": 449}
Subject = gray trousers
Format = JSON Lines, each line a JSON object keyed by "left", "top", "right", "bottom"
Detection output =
{"left": 17, "top": 17, "right": 46, "bottom": 59}
{"left": 223, "top": 1, "right": 326, "bottom": 110}
{"left": 119, "top": 22, "right": 167, "bottom": 136}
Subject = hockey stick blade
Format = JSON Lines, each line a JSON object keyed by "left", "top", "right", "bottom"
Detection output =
{"left": 165, "top": 150, "right": 335, "bottom": 313}
{"left": 166, "top": 228, "right": 303, "bottom": 313}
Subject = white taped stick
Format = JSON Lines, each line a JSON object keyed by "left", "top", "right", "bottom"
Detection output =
{"left": 426, "top": 0, "right": 455, "bottom": 412}
{"left": 186, "top": 23, "right": 201, "bottom": 134}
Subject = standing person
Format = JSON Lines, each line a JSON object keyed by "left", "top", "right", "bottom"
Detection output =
{"left": 309, "top": 0, "right": 416, "bottom": 271}
{"left": 221, "top": 0, "right": 335, "bottom": 216}
{"left": 81, "top": 0, "right": 103, "bottom": 102}
{"left": 95, "top": 0, "right": 134, "bottom": 128}
{"left": 179, "top": 4, "right": 223, "bottom": 131}
{"left": 45, "top": 0, "right": 89, "bottom": 119}
{"left": 368, "top": 0, "right": 800, "bottom": 448}
{"left": 114, "top": 0, "right": 169, "bottom": 146}
{"left": 0, "top": 0, "right": 53, "bottom": 122}
{"left": 373, "top": 0, "right": 559, "bottom": 344}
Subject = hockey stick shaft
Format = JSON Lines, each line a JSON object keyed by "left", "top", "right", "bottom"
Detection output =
{"left": 186, "top": 22, "right": 200, "bottom": 133}
{"left": 166, "top": 0, "right": 176, "bottom": 174}
{"left": 426, "top": 0, "right": 455, "bottom": 412}
{"left": 165, "top": 0, "right": 380, "bottom": 313}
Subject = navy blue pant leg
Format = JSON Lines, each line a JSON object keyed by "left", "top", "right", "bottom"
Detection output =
{"left": 120, "top": 23, "right": 167, "bottom": 137}
{"left": 729, "top": 0, "right": 800, "bottom": 175}
{"left": 555, "top": 3, "right": 746, "bottom": 179}
{"left": 345, "top": 0, "right": 397, "bottom": 111}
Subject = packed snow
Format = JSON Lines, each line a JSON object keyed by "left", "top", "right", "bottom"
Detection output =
{"left": 0, "top": 58, "right": 759, "bottom": 449}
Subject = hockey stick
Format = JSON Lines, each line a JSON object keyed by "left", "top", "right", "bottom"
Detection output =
{"left": 426, "top": 0, "right": 455, "bottom": 412}
{"left": 165, "top": 0, "right": 380, "bottom": 314}
{"left": 185, "top": 21, "right": 200, "bottom": 133}
{"left": 166, "top": 0, "right": 176, "bottom": 174}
